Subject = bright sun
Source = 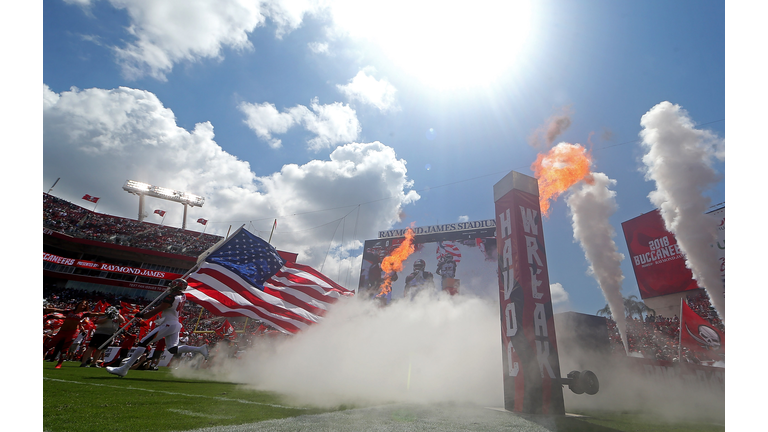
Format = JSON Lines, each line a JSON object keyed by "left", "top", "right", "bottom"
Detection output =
{"left": 330, "top": 0, "right": 534, "bottom": 90}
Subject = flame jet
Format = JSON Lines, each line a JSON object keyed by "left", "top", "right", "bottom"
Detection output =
{"left": 531, "top": 142, "right": 594, "bottom": 217}
{"left": 377, "top": 227, "right": 416, "bottom": 298}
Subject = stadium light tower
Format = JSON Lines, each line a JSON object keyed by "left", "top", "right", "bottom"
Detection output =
{"left": 122, "top": 180, "right": 205, "bottom": 229}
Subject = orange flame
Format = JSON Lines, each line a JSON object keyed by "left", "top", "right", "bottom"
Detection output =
{"left": 377, "top": 227, "right": 416, "bottom": 297}
{"left": 531, "top": 142, "right": 594, "bottom": 217}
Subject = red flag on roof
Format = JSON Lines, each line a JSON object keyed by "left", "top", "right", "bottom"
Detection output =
{"left": 154, "top": 209, "right": 166, "bottom": 217}
{"left": 184, "top": 227, "right": 354, "bottom": 335}
{"left": 680, "top": 299, "right": 725, "bottom": 361}
{"left": 197, "top": 218, "right": 208, "bottom": 225}
{"left": 82, "top": 194, "right": 100, "bottom": 203}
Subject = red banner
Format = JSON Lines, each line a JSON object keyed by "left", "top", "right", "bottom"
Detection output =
{"left": 494, "top": 171, "right": 564, "bottom": 415}
{"left": 680, "top": 300, "right": 725, "bottom": 359}
{"left": 43, "top": 252, "right": 181, "bottom": 280}
{"left": 621, "top": 210, "right": 698, "bottom": 299}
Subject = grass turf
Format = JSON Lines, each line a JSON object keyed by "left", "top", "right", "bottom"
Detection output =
{"left": 43, "top": 361, "right": 336, "bottom": 432}
{"left": 44, "top": 361, "right": 724, "bottom": 432}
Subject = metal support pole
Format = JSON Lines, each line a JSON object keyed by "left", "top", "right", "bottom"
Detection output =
{"left": 182, "top": 203, "right": 188, "bottom": 229}
{"left": 138, "top": 194, "right": 146, "bottom": 222}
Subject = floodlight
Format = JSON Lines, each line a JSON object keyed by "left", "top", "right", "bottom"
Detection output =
{"left": 122, "top": 180, "right": 205, "bottom": 229}
{"left": 123, "top": 180, "right": 152, "bottom": 194}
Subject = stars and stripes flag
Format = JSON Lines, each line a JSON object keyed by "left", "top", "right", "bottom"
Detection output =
{"left": 154, "top": 209, "right": 166, "bottom": 217}
{"left": 184, "top": 227, "right": 354, "bottom": 334}
{"left": 82, "top": 194, "right": 99, "bottom": 203}
{"left": 436, "top": 241, "right": 462, "bottom": 263}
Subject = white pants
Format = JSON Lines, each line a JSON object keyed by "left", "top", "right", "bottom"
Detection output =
{"left": 139, "top": 320, "right": 182, "bottom": 348}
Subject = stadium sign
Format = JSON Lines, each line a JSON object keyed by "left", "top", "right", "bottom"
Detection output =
{"left": 43, "top": 252, "right": 181, "bottom": 280}
{"left": 621, "top": 206, "right": 724, "bottom": 300}
{"left": 378, "top": 220, "right": 495, "bottom": 239}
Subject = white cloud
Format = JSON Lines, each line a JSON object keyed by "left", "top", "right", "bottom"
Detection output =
{"left": 458, "top": 215, "right": 469, "bottom": 222}
{"left": 106, "top": 0, "right": 269, "bottom": 81}
{"left": 63, "top": 0, "right": 95, "bottom": 6}
{"left": 308, "top": 41, "right": 329, "bottom": 54}
{"left": 237, "top": 101, "right": 302, "bottom": 149}
{"left": 549, "top": 282, "right": 569, "bottom": 305}
{"left": 239, "top": 97, "right": 361, "bottom": 151}
{"left": 43, "top": 84, "right": 419, "bottom": 287}
{"left": 261, "top": 0, "right": 325, "bottom": 39}
{"left": 337, "top": 69, "right": 399, "bottom": 113}
{"left": 65, "top": 0, "right": 327, "bottom": 81}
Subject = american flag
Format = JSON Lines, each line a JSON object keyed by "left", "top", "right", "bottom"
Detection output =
{"left": 184, "top": 227, "right": 354, "bottom": 334}
{"left": 154, "top": 209, "right": 166, "bottom": 217}
{"left": 436, "top": 241, "right": 462, "bottom": 264}
{"left": 82, "top": 194, "right": 99, "bottom": 203}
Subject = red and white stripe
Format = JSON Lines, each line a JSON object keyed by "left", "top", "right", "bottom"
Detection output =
{"left": 437, "top": 242, "right": 462, "bottom": 263}
{"left": 185, "top": 261, "right": 354, "bottom": 334}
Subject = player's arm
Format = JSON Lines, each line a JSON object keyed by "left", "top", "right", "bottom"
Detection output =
{"left": 136, "top": 297, "right": 172, "bottom": 320}
{"left": 43, "top": 306, "right": 67, "bottom": 314}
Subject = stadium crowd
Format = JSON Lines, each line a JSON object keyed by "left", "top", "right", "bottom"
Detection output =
{"left": 43, "top": 284, "right": 281, "bottom": 369}
{"left": 605, "top": 291, "right": 724, "bottom": 364}
{"left": 44, "top": 193, "right": 221, "bottom": 257}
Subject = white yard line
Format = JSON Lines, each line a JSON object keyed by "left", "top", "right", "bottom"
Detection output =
{"left": 43, "top": 377, "right": 307, "bottom": 410}
{"left": 167, "top": 408, "right": 235, "bottom": 419}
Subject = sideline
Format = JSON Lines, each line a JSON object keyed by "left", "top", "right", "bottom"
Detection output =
{"left": 43, "top": 377, "right": 308, "bottom": 410}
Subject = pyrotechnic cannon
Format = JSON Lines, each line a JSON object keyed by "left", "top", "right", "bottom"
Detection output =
{"left": 560, "top": 370, "right": 599, "bottom": 395}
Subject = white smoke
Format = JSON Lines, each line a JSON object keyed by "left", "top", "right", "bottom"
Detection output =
{"left": 639, "top": 102, "right": 725, "bottom": 322}
{"left": 176, "top": 292, "right": 504, "bottom": 408}
{"left": 565, "top": 172, "right": 628, "bottom": 353}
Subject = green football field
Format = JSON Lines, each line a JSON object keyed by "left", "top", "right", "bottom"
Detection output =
{"left": 43, "top": 361, "right": 725, "bottom": 432}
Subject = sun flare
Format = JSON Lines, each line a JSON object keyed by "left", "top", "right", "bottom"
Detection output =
{"left": 330, "top": 0, "right": 534, "bottom": 90}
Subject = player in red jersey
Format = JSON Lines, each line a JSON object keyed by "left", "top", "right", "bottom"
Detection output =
{"left": 44, "top": 300, "right": 104, "bottom": 368}
{"left": 107, "top": 279, "right": 208, "bottom": 377}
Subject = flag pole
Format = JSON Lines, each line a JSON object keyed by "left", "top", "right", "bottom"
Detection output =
{"left": 268, "top": 219, "right": 277, "bottom": 243}
{"left": 100, "top": 225, "right": 245, "bottom": 350}
{"left": 678, "top": 297, "right": 683, "bottom": 363}
{"left": 97, "top": 284, "right": 177, "bottom": 350}
{"left": 47, "top": 177, "right": 60, "bottom": 195}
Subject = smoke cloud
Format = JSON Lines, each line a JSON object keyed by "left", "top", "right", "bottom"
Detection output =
{"left": 639, "top": 102, "right": 725, "bottom": 322}
{"left": 565, "top": 172, "right": 628, "bottom": 353}
{"left": 555, "top": 318, "right": 724, "bottom": 424}
{"left": 528, "top": 106, "right": 573, "bottom": 149}
{"left": 176, "top": 292, "right": 504, "bottom": 408}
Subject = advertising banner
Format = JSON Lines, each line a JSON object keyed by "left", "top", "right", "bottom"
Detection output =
{"left": 43, "top": 252, "right": 182, "bottom": 280}
{"left": 493, "top": 171, "right": 564, "bottom": 415}
{"left": 622, "top": 209, "right": 724, "bottom": 299}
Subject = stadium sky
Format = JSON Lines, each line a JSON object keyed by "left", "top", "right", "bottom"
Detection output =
{"left": 38, "top": 0, "right": 728, "bottom": 317}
